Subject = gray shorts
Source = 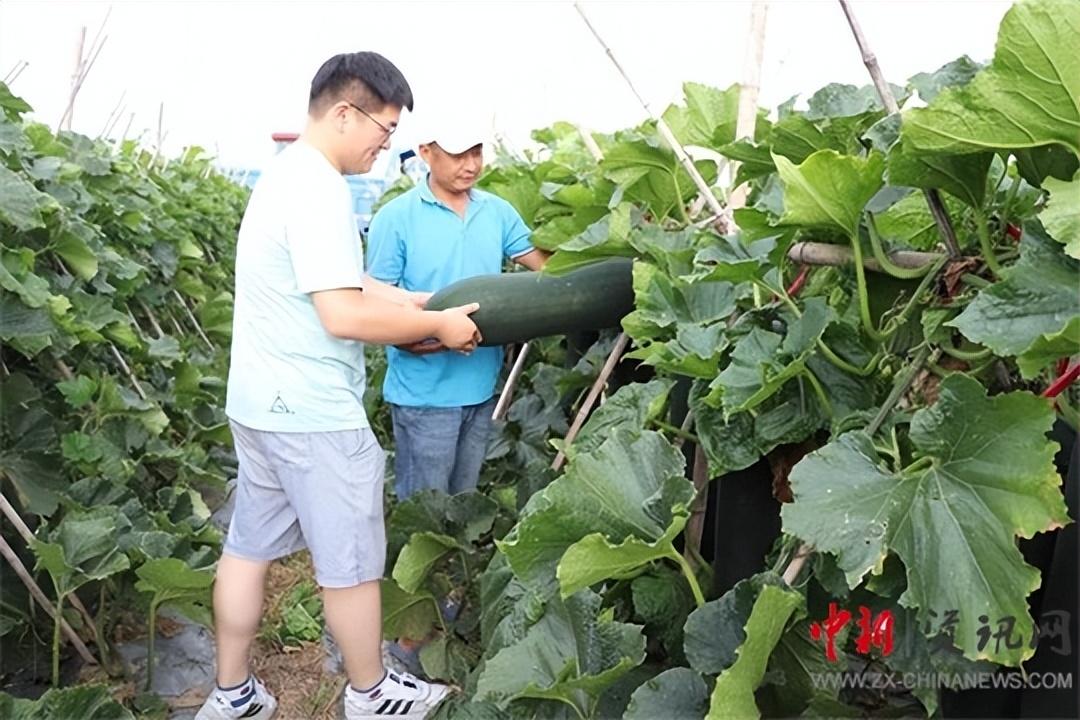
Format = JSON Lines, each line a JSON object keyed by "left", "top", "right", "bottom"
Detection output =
{"left": 223, "top": 421, "right": 386, "bottom": 588}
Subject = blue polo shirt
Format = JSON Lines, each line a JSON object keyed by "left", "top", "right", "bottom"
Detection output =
{"left": 366, "top": 178, "right": 534, "bottom": 407}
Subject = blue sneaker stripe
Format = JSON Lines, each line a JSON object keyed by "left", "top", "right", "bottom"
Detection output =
{"left": 230, "top": 688, "right": 257, "bottom": 708}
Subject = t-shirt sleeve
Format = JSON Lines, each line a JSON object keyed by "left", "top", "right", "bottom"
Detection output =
{"left": 286, "top": 182, "right": 366, "bottom": 293}
{"left": 502, "top": 203, "right": 534, "bottom": 259}
{"left": 365, "top": 206, "right": 405, "bottom": 286}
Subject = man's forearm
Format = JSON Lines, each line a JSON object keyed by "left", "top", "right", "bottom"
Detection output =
{"left": 313, "top": 288, "right": 440, "bottom": 344}
{"left": 362, "top": 274, "right": 411, "bottom": 304}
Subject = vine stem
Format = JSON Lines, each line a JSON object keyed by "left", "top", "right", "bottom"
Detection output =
{"left": 848, "top": 229, "right": 887, "bottom": 342}
{"left": 652, "top": 419, "right": 699, "bottom": 444}
{"left": 973, "top": 207, "right": 1004, "bottom": 277}
{"left": 671, "top": 548, "right": 707, "bottom": 608}
{"left": 866, "top": 214, "right": 932, "bottom": 279}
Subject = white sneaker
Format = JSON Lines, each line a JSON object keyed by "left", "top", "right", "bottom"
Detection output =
{"left": 194, "top": 677, "right": 278, "bottom": 720}
{"left": 344, "top": 670, "right": 452, "bottom": 719}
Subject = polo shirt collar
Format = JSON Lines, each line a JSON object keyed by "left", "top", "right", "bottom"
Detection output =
{"left": 417, "top": 174, "right": 485, "bottom": 208}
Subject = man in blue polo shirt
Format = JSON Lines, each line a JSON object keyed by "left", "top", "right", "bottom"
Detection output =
{"left": 367, "top": 118, "right": 547, "bottom": 500}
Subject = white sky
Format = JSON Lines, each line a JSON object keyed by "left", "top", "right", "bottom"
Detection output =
{"left": 1, "top": 0, "right": 1012, "bottom": 171}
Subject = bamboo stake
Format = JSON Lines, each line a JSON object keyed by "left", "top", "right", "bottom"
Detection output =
{"left": 60, "top": 26, "right": 86, "bottom": 131}
{"left": 493, "top": 342, "right": 531, "bottom": 421}
{"left": 684, "top": 444, "right": 710, "bottom": 567}
{"left": 108, "top": 343, "right": 147, "bottom": 400}
{"left": 172, "top": 290, "right": 215, "bottom": 350}
{"left": 837, "top": 0, "right": 961, "bottom": 259}
{"left": 57, "top": 13, "right": 108, "bottom": 133}
{"left": 551, "top": 333, "right": 630, "bottom": 472}
{"left": 155, "top": 102, "right": 164, "bottom": 154}
{"left": 165, "top": 309, "right": 185, "bottom": 336}
{"left": 135, "top": 298, "right": 165, "bottom": 339}
{"left": 0, "top": 534, "right": 98, "bottom": 666}
{"left": 574, "top": 2, "right": 727, "bottom": 227}
{"left": 576, "top": 125, "right": 605, "bottom": 163}
{"left": 788, "top": 241, "right": 940, "bottom": 271}
{"left": 782, "top": 543, "right": 813, "bottom": 586}
{"left": 728, "top": 1, "right": 769, "bottom": 210}
{"left": 0, "top": 492, "right": 98, "bottom": 640}
{"left": 98, "top": 91, "right": 126, "bottom": 139}
{"left": 3, "top": 60, "right": 29, "bottom": 85}
{"left": 54, "top": 357, "right": 75, "bottom": 382}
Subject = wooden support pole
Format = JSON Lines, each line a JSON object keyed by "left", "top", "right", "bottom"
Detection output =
{"left": 0, "top": 534, "right": 98, "bottom": 666}
{"left": 551, "top": 333, "right": 630, "bottom": 472}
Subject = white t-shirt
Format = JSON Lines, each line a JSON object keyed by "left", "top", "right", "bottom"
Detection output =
{"left": 226, "top": 140, "right": 369, "bottom": 432}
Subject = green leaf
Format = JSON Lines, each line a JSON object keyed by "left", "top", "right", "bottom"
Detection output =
{"left": 886, "top": 141, "right": 992, "bottom": 208}
{"left": 759, "top": 618, "right": 851, "bottom": 717}
{"left": 556, "top": 509, "right": 687, "bottom": 598}
{"left": 768, "top": 111, "right": 883, "bottom": 164}
{"left": 1014, "top": 144, "right": 1080, "bottom": 186}
{"left": 1, "top": 251, "right": 52, "bottom": 309}
{"left": 381, "top": 579, "right": 439, "bottom": 641}
{"left": 134, "top": 557, "right": 213, "bottom": 597}
{"left": 1017, "top": 316, "right": 1080, "bottom": 378}
{"left": 903, "top": 0, "right": 1080, "bottom": 155}
{"left": 623, "top": 668, "right": 709, "bottom": 720}
{"left": 711, "top": 298, "right": 834, "bottom": 415}
{"left": 602, "top": 138, "right": 718, "bottom": 221}
{"left": 691, "top": 378, "right": 826, "bottom": 478}
{"left": 806, "top": 82, "right": 905, "bottom": 119}
{"left": 0, "top": 164, "right": 55, "bottom": 230}
{"left": 0, "top": 685, "right": 134, "bottom": 720}
{"left": 498, "top": 430, "right": 689, "bottom": 593}
{"left": 949, "top": 225, "right": 1079, "bottom": 364}
{"left": 662, "top": 82, "right": 757, "bottom": 150}
{"left": 33, "top": 511, "right": 131, "bottom": 597}
{"left": 630, "top": 570, "right": 694, "bottom": 659}
{"left": 0, "top": 293, "right": 54, "bottom": 356}
{"left": 908, "top": 56, "right": 983, "bottom": 102}
{"left": 392, "top": 532, "right": 461, "bottom": 594}
{"left": 0, "top": 82, "right": 33, "bottom": 119}
{"left": 146, "top": 335, "right": 182, "bottom": 365}
{"left": 57, "top": 375, "right": 97, "bottom": 408}
{"left": 685, "top": 574, "right": 779, "bottom": 675}
{"left": 774, "top": 150, "right": 885, "bottom": 237}
{"left": 544, "top": 205, "right": 637, "bottom": 275}
{"left": 1041, "top": 170, "right": 1079, "bottom": 257}
{"left": 782, "top": 375, "right": 1069, "bottom": 665}
{"left": 705, "top": 585, "right": 802, "bottom": 720}
{"left": 474, "top": 589, "right": 646, "bottom": 716}
{"left": 572, "top": 379, "right": 673, "bottom": 456}
{"left": 872, "top": 190, "right": 957, "bottom": 250}
{"left": 54, "top": 231, "right": 99, "bottom": 280}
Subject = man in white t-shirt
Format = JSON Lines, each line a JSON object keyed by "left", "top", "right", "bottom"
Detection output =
{"left": 196, "top": 52, "right": 477, "bottom": 720}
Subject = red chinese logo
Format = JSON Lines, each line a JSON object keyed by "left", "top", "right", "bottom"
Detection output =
{"left": 810, "top": 603, "right": 894, "bottom": 662}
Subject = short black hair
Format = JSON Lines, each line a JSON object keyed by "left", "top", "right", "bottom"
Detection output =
{"left": 308, "top": 52, "right": 414, "bottom": 115}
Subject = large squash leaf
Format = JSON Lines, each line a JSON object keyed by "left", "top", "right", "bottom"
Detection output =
{"left": 498, "top": 430, "right": 690, "bottom": 594}
{"left": 949, "top": 225, "right": 1079, "bottom": 376}
{"left": 903, "top": 0, "right": 1080, "bottom": 155}
{"left": 474, "top": 589, "right": 645, "bottom": 717}
{"left": 782, "top": 375, "right": 1069, "bottom": 665}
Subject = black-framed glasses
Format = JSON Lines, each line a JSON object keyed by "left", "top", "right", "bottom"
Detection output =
{"left": 347, "top": 102, "right": 395, "bottom": 136}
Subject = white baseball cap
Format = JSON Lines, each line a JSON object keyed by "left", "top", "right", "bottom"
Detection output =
{"left": 413, "top": 112, "right": 489, "bottom": 155}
